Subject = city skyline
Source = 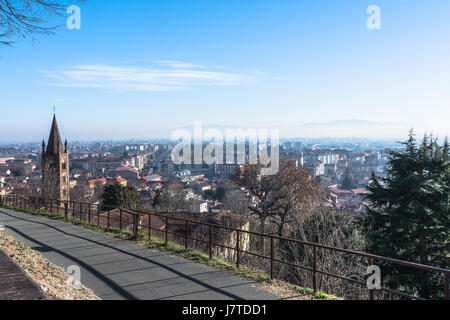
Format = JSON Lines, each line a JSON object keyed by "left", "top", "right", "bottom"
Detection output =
{"left": 1, "top": 0, "right": 450, "bottom": 142}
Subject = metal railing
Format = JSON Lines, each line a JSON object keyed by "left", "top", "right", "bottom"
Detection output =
{"left": 1, "top": 194, "right": 448, "bottom": 300}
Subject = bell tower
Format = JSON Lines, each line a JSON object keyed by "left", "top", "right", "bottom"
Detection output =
{"left": 41, "top": 115, "right": 70, "bottom": 201}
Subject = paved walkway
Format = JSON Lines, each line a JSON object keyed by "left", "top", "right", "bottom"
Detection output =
{"left": 0, "top": 208, "right": 277, "bottom": 300}
{"left": 0, "top": 249, "right": 47, "bottom": 300}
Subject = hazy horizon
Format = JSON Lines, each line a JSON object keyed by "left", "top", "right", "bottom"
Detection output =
{"left": 0, "top": 118, "right": 445, "bottom": 145}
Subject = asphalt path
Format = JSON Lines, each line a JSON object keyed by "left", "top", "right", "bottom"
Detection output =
{"left": 0, "top": 208, "right": 277, "bottom": 300}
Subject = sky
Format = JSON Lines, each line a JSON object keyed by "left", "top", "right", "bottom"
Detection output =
{"left": 0, "top": 0, "right": 449, "bottom": 142}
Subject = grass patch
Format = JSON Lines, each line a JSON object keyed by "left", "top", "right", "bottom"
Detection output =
{"left": 0, "top": 203, "right": 341, "bottom": 300}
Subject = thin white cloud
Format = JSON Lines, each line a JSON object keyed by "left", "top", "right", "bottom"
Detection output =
{"left": 153, "top": 60, "right": 205, "bottom": 69}
{"left": 43, "top": 62, "right": 257, "bottom": 91}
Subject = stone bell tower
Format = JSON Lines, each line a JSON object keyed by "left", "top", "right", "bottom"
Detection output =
{"left": 41, "top": 115, "right": 70, "bottom": 201}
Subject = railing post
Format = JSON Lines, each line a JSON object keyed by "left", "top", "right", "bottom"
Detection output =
{"left": 368, "top": 257, "right": 374, "bottom": 300}
{"left": 185, "top": 221, "right": 188, "bottom": 250}
{"left": 119, "top": 209, "right": 123, "bottom": 231}
{"left": 236, "top": 229, "right": 240, "bottom": 269}
{"left": 209, "top": 225, "right": 212, "bottom": 259}
{"left": 97, "top": 205, "right": 100, "bottom": 226}
{"left": 165, "top": 216, "right": 168, "bottom": 244}
{"left": 148, "top": 213, "right": 151, "bottom": 241}
{"left": 313, "top": 245, "right": 317, "bottom": 293}
{"left": 133, "top": 213, "right": 138, "bottom": 240}
{"left": 50, "top": 199, "right": 53, "bottom": 213}
{"left": 88, "top": 204, "right": 91, "bottom": 224}
{"left": 64, "top": 202, "right": 68, "bottom": 219}
{"left": 445, "top": 273, "right": 449, "bottom": 301}
{"left": 270, "top": 236, "right": 274, "bottom": 280}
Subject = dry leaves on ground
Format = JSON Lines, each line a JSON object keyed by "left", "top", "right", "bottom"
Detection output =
{"left": 0, "top": 231, "right": 100, "bottom": 300}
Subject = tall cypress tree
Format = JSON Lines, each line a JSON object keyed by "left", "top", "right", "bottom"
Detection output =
{"left": 341, "top": 167, "right": 357, "bottom": 190}
{"left": 361, "top": 130, "right": 449, "bottom": 299}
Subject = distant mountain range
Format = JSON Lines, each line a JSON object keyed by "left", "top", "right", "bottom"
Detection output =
{"left": 171, "top": 119, "right": 415, "bottom": 140}
{"left": 282, "top": 119, "right": 413, "bottom": 139}
{"left": 299, "top": 119, "right": 410, "bottom": 128}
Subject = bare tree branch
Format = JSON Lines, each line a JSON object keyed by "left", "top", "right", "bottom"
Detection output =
{"left": 0, "top": 0, "right": 83, "bottom": 46}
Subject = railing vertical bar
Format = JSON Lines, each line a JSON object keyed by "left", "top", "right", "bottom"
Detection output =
{"left": 270, "top": 236, "right": 274, "bottom": 280}
{"left": 236, "top": 229, "right": 240, "bottom": 269}
{"left": 209, "top": 225, "right": 212, "bottom": 259}
{"left": 445, "top": 273, "right": 449, "bottom": 301}
{"left": 165, "top": 216, "right": 168, "bottom": 244}
{"left": 368, "top": 257, "right": 375, "bottom": 300}
{"left": 185, "top": 221, "right": 188, "bottom": 250}
{"left": 119, "top": 209, "right": 123, "bottom": 231}
{"left": 133, "top": 214, "right": 138, "bottom": 240}
{"left": 148, "top": 214, "right": 151, "bottom": 241}
{"left": 313, "top": 245, "right": 317, "bottom": 293}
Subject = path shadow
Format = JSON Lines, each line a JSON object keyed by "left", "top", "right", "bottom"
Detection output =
{"left": 0, "top": 209, "right": 252, "bottom": 300}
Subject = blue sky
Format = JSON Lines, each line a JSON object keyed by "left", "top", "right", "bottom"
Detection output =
{"left": 1, "top": 0, "right": 449, "bottom": 142}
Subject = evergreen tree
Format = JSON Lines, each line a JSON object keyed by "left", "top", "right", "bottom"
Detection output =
{"left": 101, "top": 183, "right": 143, "bottom": 211}
{"left": 341, "top": 168, "right": 356, "bottom": 190}
{"left": 361, "top": 130, "right": 450, "bottom": 299}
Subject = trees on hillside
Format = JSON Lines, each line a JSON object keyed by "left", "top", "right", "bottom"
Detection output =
{"left": 361, "top": 131, "right": 450, "bottom": 299}
{"left": 101, "top": 182, "right": 143, "bottom": 211}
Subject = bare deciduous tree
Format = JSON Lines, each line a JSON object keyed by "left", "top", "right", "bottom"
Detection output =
{"left": 235, "top": 162, "right": 283, "bottom": 236}
{"left": 156, "top": 181, "right": 186, "bottom": 213}
{"left": 41, "top": 160, "right": 59, "bottom": 201}
{"left": 70, "top": 183, "right": 89, "bottom": 202}
{"left": 235, "top": 160, "right": 322, "bottom": 249}
{"left": 278, "top": 208, "right": 367, "bottom": 299}
{"left": 222, "top": 189, "right": 250, "bottom": 215}
{"left": 0, "top": 0, "right": 82, "bottom": 46}
{"left": 270, "top": 164, "right": 323, "bottom": 237}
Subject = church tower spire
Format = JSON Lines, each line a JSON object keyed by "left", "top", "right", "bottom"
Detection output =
{"left": 41, "top": 115, "right": 70, "bottom": 202}
{"left": 46, "top": 114, "right": 64, "bottom": 155}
